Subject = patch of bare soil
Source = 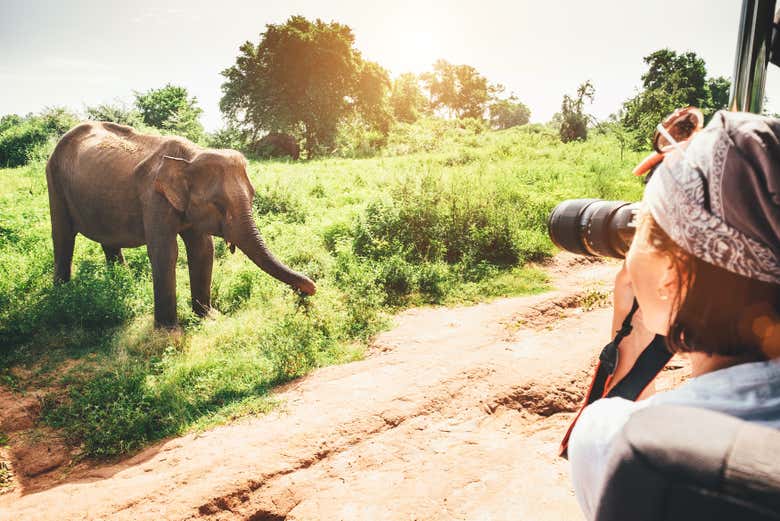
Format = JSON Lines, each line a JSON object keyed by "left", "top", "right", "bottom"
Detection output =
{"left": 0, "top": 253, "right": 690, "bottom": 520}
{"left": 0, "top": 387, "right": 79, "bottom": 496}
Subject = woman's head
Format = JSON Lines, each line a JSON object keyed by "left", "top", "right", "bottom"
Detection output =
{"left": 626, "top": 208, "right": 780, "bottom": 359}
{"left": 628, "top": 111, "right": 780, "bottom": 359}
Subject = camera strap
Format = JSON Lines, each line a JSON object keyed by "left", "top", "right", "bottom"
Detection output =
{"left": 558, "top": 299, "right": 672, "bottom": 458}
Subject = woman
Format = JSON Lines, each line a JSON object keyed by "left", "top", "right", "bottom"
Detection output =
{"left": 568, "top": 110, "right": 780, "bottom": 520}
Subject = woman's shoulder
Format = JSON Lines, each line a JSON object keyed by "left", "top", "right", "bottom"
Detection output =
{"left": 651, "top": 358, "right": 780, "bottom": 427}
{"left": 570, "top": 397, "right": 653, "bottom": 466}
{"left": 569, "top": 397, "right": 653, "bottom": 520}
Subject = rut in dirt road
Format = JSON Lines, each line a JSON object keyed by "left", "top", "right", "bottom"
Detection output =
{"left": 2, "top": 255, "right": 644, "bottom": 521}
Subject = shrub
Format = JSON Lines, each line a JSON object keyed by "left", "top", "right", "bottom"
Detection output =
{"left": 385, "top": 117, "right": 486, "bottom": 155}
{"left": 252, "top": 183, "right": 306, "bottom": 223}
{"left": 376, "top": 255, "right": 415, "bottom": 303}
{"left": 352, "top": 172, "right": 535, "bottom": 268}
{"left": 0, "top": 108, "right": 78, "bottom": 167}
{"left": 0, "top": 260, "right": 150, "bottom": 350}
{"left": 0, "top": 121, "right": 51, "bottom": 167}
{"left": 207, "top": 126, "right": 248, "bottom": 151}
{"left": 333, "top": 115, "right": 387, "bottom": 158}
{"left": 321, "top": 221, "right": 352, "bottom": 253}
{"left": 134, "top": 84, "right": 204, "bottom": 142}
{"left": 416, "top": 262, "right": 448, "bottom": 301}
{"left": 331, "top": 248, "right": 386, "bottom": 338}
{"left": 85, "top": 102, "right": 142, "bottom": 127}
{"left": 43, "top": 364, "right": 168, "bottom": 457}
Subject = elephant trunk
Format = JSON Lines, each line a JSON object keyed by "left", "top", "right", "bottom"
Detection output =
{"left": 233, "top": 211, "right": 316, "bottom": 295}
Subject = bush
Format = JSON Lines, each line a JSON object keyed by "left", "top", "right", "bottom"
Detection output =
{"left": 333, "top": 115, "right": 387, "bottom": 158}
{"left": 385, "top": 117, "right": 486, "bottom": 155}
{"left": 252, "top": 183, "right": 307, "bottom": 223}
{"left": 0, "top": 108, "right": 78, "bottom": 167}
{"left": 322, "top": 221, "right": 352, "bottom": 253}
{"left": 85, "top": 102, "right": 143, "bottom": 127}
{"left": 207, "top": 126, "right": 248, "bottom": 151}
{"left": 44, "top": 364, "right": 168, "bottom": 457}
{"left": 0, "top": 121, "right": 51, "bottom": 167}
{"left": 352, "top": 172, "right": 535, "bottom": 268}
{"left": 376, "top": 255, "right": 415, "bottom": 303}
{"left": 0, "top": 260, "right": 150, "bottom": 350}
{"left": 416, "top": 262, "right": 448, "bottom": 301}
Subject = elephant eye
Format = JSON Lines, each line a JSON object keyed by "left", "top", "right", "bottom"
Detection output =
{"left": 213, "top": 202, "right": 227, "bottom": 215}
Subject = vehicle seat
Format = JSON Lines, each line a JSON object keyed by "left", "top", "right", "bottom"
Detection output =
{"left": 595, "top": 405, "right": 780, "bottom": 521}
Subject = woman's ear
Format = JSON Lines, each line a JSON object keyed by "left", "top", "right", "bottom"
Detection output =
{"left": 153, "top": 156, "right": 190, "bottom": 212}
{"left": 658, "top": 257, "right": 678, "bottom": 301}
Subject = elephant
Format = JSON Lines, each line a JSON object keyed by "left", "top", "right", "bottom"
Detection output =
{"left": 46, "top": 121, "right": 316, "bottom": 328}
{"left": 252, "top": 132, "right": 300, "bottom": 160}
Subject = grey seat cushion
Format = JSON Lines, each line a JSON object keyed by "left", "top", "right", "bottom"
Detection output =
{"left": 595, "top": 405, "right": 780, "bottom": 521}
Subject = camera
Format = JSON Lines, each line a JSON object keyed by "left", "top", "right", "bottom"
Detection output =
{"left": 546, "top": 199, "right": 640, "bottom": 259}
{"left": 546, "top": 107, "right": 709, "bottom": 260}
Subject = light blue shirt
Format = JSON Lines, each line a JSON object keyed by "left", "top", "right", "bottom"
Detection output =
{"left": 569, "top": 358, "right": 780, "bottom": 521}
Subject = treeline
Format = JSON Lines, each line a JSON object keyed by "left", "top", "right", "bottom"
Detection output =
{"left": 218, "top": 16, "right": 528, "bottom": 157}
{"left": 1, "top": 15, "right": 744, "bottom": 167}
{"left": 554, "top": 50, "right": 732, "bottom": 147}
{"left": 0, "top": 86, "right": 205, "bottom": 167}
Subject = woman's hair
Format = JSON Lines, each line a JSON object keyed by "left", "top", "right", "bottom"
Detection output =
{"left": 644, "top": 212, "right": 780, "bottom": 359}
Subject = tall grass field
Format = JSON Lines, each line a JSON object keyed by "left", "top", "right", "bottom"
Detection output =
{"left": 0, "top": 119, "right": 645, "bottom": 459}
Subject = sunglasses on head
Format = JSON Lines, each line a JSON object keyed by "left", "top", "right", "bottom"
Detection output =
{"left": 633, "top": 106, "right": 705, "bottom": 177}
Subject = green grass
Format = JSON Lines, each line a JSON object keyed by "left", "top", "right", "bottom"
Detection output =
{"left": 0, "top": 119, "right": 646, "bottom": 459}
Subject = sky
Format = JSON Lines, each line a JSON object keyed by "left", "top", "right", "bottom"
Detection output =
{"left": 1, "top": 0, "right": 777, "bottom": 131}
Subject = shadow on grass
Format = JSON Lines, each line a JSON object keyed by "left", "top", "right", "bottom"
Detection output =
{"left": 0, "top": 259, "right": 152, "bottom": 367}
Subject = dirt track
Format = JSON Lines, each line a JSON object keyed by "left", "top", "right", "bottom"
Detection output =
{"left": 0, "top": 255, "right": 688, "bottom": 520}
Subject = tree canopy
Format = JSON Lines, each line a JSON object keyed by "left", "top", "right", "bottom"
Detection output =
{"left": 220, "top": 16, "right": 391, "bottom": 156}
{"left": 389, "top": 73, "right": 429, "bottom": 124}
{"left": 421, "top": 60, "right": 498, "bottom": 119}
{"left": 134, "top": 84, "right": 204, "bottom": 142}
{"left": 489, "top": 95, "right": 531, "bottom": 129}
{"left": 621, "top": 49, "right": 730, "bottom": 149}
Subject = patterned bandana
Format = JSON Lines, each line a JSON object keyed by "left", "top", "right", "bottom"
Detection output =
{"left": 644, "top": 111, "right": 780, "bottom": 285}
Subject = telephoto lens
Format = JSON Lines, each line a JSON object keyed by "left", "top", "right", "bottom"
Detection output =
{"left": 547, "top": 199, "right": 640, "bottom": 259}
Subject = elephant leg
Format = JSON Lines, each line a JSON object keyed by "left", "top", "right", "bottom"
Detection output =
{"left": 180, "top": 229, "right": 213, "bottom": 317}
{"left": 146, "top": 234, "right": 179, "bottom": 328}
{"left": 102, "top": 245, "right": 125, "bottom": 265}
{"left": 48, "top": 192, "right": 76, "bottom": 283}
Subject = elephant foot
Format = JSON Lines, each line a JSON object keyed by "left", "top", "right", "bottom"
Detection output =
{"left": 155, "top": 322, "right": 182, "bottom": 336}
{"left": 194, "top": 306, "right": 221, "bottom": 321}
{"left": 154, "top": 314, "right": 180, "bottom": 330}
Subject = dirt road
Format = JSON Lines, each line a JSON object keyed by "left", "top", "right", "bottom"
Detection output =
{"left": 0, "top": 255, "right": 687, "bottom": 520}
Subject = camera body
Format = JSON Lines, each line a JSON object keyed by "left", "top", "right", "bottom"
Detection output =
{"left": 547, "top": 199, "right": 640, "bottom": 259}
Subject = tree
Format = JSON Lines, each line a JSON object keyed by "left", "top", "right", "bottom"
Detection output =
{"left": 389, "top": 73, "right": 429, "bottom": 123}
{"left": 621, "top": 49, "right": 730, "bottom": 149}
{"left": 353, "top": 60, "right": 393, "bottom": 135}
{"left": 421, "top": 59, "right": 498, "bottom": 119}
{"left": 134, "top": 84, "right": 204, "bottom": 142}
{"left": 601, "top": 111, "right": 632, "bottom": 161}
{"left": 219, "top": 16, "right": 391, "bottom": 157}
{"left": 559, "top": 81, "right": 595, "bottom": 143}
{"left": 708, "top": 76, "right": 731, "bottom": 111}
{"left": 489, "top": 94, "right": 531, "bottom": 129}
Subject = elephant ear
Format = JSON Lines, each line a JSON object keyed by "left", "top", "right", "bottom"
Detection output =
{"left": 153, "top": 156, "right": 190, "bottom": 212}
